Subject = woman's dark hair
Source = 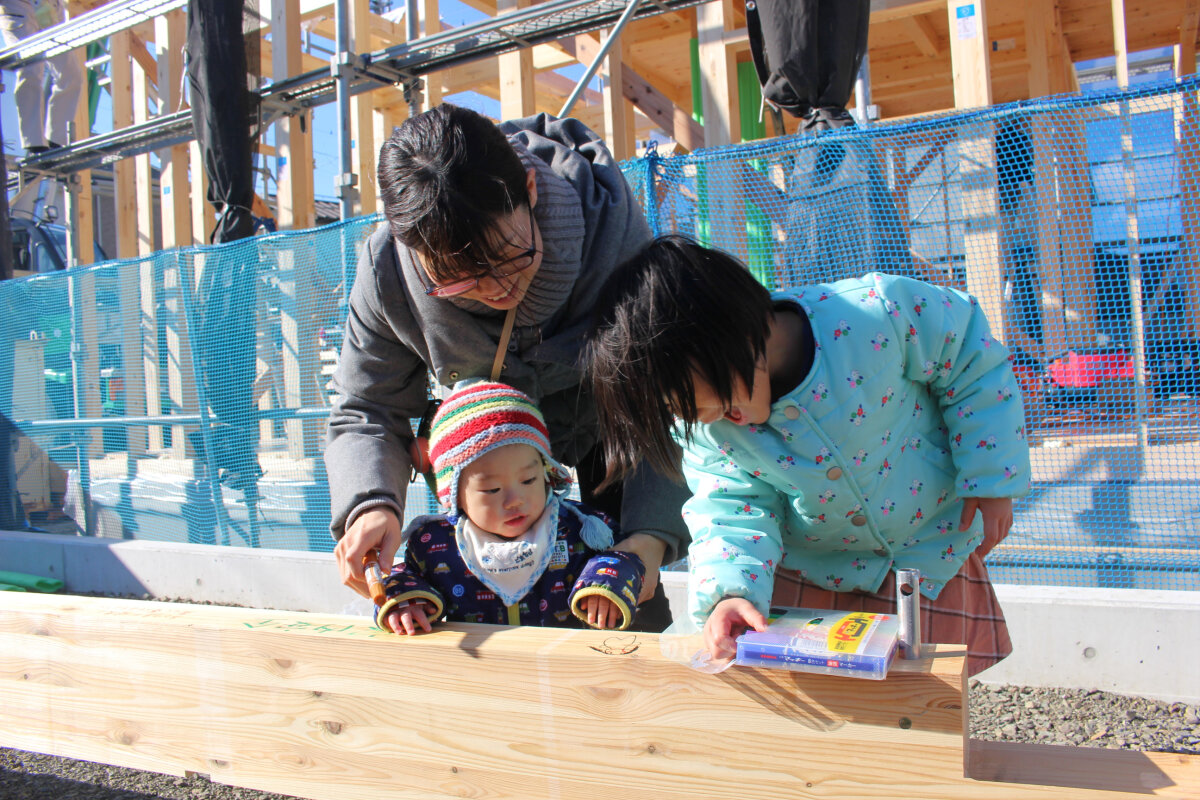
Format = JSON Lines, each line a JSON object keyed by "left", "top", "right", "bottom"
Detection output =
{"left": 585, "top": 236, "right": 774, "bottom": 488}
{"left": 377, "top": 103, "right": 530, "bottom": 281}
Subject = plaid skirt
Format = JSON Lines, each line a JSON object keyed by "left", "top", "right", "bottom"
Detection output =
{"left": 771, "top": 551, "right": 1011, "bottom": 676}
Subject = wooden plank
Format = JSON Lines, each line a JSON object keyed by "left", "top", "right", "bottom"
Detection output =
{"left": 498, "top": 0, "right": 535, "bottom": 120}
{"left": 967, "top": 740, "right": 1200, "bottom": 797}
{"left": 3, "top": 593, "right": 1199, "bottom": 799}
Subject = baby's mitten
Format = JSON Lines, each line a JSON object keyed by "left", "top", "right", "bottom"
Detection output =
{"left": 568, "top": 551, "right": 645, "bottom": 631}
{"left": 375, "top": 570, "right": 445, "bottom": 630}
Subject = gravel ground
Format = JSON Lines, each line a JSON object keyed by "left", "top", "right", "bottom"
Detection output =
{"left": 2, "top": 682, "right": 1197, "bottom": 799}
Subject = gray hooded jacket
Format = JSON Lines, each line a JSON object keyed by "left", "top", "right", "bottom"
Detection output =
{"left": 324, "top": 114, "right": 689, "bottom": 559}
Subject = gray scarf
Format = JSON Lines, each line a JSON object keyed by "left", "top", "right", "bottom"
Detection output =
{"left": 449, "top": 139, "right": 585, "bottom": 327}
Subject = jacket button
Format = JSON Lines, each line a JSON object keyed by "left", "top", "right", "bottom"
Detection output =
{"left": 826, "top": 466, "right": 842, "bottom": 480}
{"left": 449, "top": 371, "right": 459, "bottom": 381}
{"left": 784, "top": 406, "right": 800, "bottom": 420}
{"left": 851, "top": 514, "right": 867, "bottom": 526}
{"left": 873, "top": 547, "right": 888, "bottom": 556}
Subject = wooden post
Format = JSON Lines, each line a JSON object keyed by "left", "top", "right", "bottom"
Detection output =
{"left": 350, "top": 0, "right": 376, "bottom": 216}
{"left": 948, "top": 0, "right": 1004, "bottom": 339}
{"left": 422, "top": 0, "right": 443, "bottom": 110}
{"left": 1022, "top": 0, "right": 1093, "bottom": 356}
{"left": 1176, "top": 15, "right": 1200, "bottom": 338}
{"left": 110, "top": 32, "right": 147, "bottom": 457}
{"left": 275, "top": 239, "right": 321, "bottom": 459}
{"left": 498, "top": 0, "right": 535, "bottom": 120}
{"left": 602, "top": 36, "right": 634, "bottom": 160}
{"left": 696, "top": 0, "right": 739, "bottom": 147}
{"left": 1111, "top": 0, "right": 1151, "bottom": 443}
{"left": 156, "top": 8, "right": 195, "bottom": 457}
{"left": 133, "top": 35, "right": 164, "bottom": 453}
{"left": 272, "top": 0, "right": 315, "bottom": 230}
{"left": 65, "top": 0, "right": 101, "bottom": 459}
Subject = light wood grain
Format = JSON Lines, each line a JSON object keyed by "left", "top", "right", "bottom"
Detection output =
{"left": 2, "top": 593, "right": 1197, "bottom": 799}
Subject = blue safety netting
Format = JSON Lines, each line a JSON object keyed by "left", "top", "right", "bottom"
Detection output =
{"left": 3, "top": 77, "right": 1200, "bottom": 591}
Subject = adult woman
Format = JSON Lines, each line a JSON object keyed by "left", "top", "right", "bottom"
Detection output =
{"left": 325, "top": 104, "right": 687, "bottom": 630}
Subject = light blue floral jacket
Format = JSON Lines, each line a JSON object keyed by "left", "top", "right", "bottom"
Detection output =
{"left": 678, "top": 273, "right": 1031, "bottom": 626}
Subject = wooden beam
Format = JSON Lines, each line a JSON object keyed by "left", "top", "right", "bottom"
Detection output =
{"left": 903, "top": 12, "right": 942, "bottom": 57}
{"left": 601, "top": 34, "right": 634, "bottom": 160}
{"left": 3, "top": 593, "right": 1199, "bottom": 800}
{"left": 871, "top": 0, "right": 948, "bottom": 26}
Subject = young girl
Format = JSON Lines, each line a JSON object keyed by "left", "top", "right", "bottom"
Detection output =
{"left": 586, "top": 237, "right": 1031, "bottom": 675}
{"left": 374, "top": 382, "right": 645, "bottom": 635}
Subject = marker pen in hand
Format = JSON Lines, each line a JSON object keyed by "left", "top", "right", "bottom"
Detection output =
{"left": 363, "top": 553, "right": 386, "bottom": 605}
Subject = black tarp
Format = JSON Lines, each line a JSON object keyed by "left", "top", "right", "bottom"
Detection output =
{"left": 746, "top": 0, "right": 913, "bottom": 281}
{"left": 187, "top": 0, "right": 255, "bottom": 244}
{"left": 745, "top": 0, "right": 869, "bottom": 128}
{"left": 185, "top": 1, "right": 262, "bottom": 545}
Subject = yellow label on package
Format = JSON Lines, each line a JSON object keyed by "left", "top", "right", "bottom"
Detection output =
{"left": 826, "top": 612, "right": 883, "bottom": 653}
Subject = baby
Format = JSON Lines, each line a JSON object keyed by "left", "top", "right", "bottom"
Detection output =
{"left": 373, "top": 382, "right": 645, "bottom": 634}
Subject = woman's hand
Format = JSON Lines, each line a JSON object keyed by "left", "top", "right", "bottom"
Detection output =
{"left": 610, "top": 532, "right": 667, "bottom": 602}
{"left": 703, "top": 597, "right": 768, "bottom": 660}
{"left": 335, "top": 507, "right": 403, "bottom": 598}
{"left": 958, "top": 496, "right": 1013, "bottom": 557}
{"left": 383, "top": 600, "right": 436, "bottom": 635}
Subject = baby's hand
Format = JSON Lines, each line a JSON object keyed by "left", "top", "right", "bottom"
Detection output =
{"left": 704, "top": 597, "right": 768, "bottom": 660}
{"left": 384, "top": 600, "right": 437, "bottom": 636}
{"left": 580, "top": 594, "right": 623, "bottom": 629}
{"left": 959, "top": 496, "right": 1013, "bottom": 557}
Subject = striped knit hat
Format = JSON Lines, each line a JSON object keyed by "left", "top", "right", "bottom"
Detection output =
{"left": 428, "top": 382, "right": 572, "bottom": 515}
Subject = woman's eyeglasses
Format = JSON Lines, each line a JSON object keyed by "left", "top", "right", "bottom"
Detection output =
{"left": 420, "top": 205, "right": 539, "bottom": 298}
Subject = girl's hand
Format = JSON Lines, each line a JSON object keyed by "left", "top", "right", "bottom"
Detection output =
{"left": 581, "top": 594, "right": 623, "bottom": 629}
{"left": 703, "top": 597, "right": 768, "bottom": 660}
{"left": 959, "top": 496, "right": 1013, "bottom": 557}
{"left": 384, "top": 600, "right": 436, "bottom": 635}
